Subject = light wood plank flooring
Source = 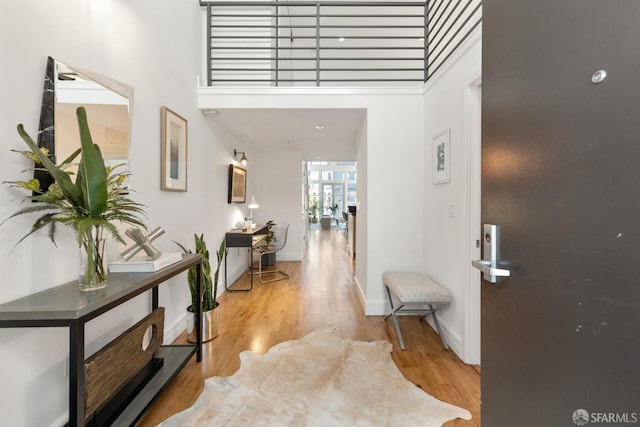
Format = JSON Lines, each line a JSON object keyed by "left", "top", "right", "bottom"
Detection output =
{"left": 139, "top": 229, "right": 480, "bottom": 426}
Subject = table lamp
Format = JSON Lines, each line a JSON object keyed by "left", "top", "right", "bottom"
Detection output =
{"left": 247, "top": 195, "right": 260, "bottom": 227}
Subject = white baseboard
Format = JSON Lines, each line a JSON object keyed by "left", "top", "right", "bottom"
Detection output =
{"left": 364, "top": 298, "right": 388, "bottom": 316}
{"left": 353, "top": 276, "right": 366, "bottom": 311}
{"left": 49, "top": 412, "right": 68, "bottom": 427}
{"left": 424, "top": 316, "right": 462, "bottom": 359}
{"left": 277, "top": 251, "right": 302, "bottom": 261}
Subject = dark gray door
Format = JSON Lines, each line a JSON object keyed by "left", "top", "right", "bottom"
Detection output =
{"left": 481, "top": 1, "right": 640, "bottom": 425}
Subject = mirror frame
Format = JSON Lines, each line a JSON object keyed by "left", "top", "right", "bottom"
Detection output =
{"left": 36, "top": 56, "right": 135, "bottom": 186}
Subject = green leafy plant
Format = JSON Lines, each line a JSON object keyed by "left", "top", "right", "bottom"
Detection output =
{"left": 308, "top": 197, "right": 319, "bottom": 222}
{"left": 265, "top": 220, "right": 275, "bottom": 245}
{"left": 175, "top": 234, "right": 226, "bottom": 313}
{"left": 2, "top": 106, "right": 147, "bottom": 247}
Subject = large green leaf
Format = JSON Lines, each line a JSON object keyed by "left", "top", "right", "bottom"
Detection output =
{"left": 7, "top": 108, "right": 148, "bottom": 247}
{"left": 76, "top": 107, "right": 107, "bottom": 216}
{"left": 16, "top": 124, "right": 83, "bottom": 206}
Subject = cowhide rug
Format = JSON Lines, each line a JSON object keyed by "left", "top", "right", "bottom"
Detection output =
{"left": 159, "top": 328, "right": 472, "bottom": 426}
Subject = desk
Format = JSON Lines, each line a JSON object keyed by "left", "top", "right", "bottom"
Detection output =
{"left": 225, "top": 224, "right": 268, "bottom": 291}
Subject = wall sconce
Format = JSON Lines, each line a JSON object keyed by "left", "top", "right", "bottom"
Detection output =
{"left": 234, "top": 149, "right": 248, "bottom": 166}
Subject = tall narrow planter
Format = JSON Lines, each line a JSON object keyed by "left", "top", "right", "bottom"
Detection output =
{"left": 262, "top": 252, "right": 276, "bottom": 266}
{"left": 187, "top": 307, "right": 219, "bottom": 343}
{"left": 253, "top": 251, "right": 275, "bottom": 267}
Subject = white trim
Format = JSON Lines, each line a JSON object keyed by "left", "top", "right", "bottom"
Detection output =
{"left": 425, "top": 316, "right": 462, "bottom": 357}
{"left": 48, "top": 413, "right": 68, "bottom": 427}
{"left": 274, "top": 251, "right": 303, "bottom": 261}
{"left": 461, "top": 70, "right": 482, "bottom": 364}
{"left": 198, "top": 85, "right": 425, "bottom": 99}
{"left": 364, "top": 299, "right": 387, "bottom": 316}
{"left": 353, "top": 275, "right": 367, "bottom": 312}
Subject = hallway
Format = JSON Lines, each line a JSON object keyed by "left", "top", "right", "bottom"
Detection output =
{"left": 141, "top": 229, "right": 480, "bottom": 426}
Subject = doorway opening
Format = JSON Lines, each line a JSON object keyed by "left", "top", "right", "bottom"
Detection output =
{"left": 305, "top": 161, "right": 357, "bottom": 232}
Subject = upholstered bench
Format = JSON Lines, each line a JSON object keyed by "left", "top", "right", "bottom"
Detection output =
{"left": 383, "top": 272, "right": 451, "bottom": 351}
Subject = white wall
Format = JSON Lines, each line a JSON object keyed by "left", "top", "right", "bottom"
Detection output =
{"left": 0, "top": 1, "right": 249, "bottom": 425}
{"left": 422, "top": 29, "right": 482, "bottom": 361}
{"left": 252, "top": 150, "right": 304, "bottom": 260}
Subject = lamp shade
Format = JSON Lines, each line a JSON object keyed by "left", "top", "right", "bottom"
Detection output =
{"left": 248, "top": 196, "right": 260, "bottom": 209}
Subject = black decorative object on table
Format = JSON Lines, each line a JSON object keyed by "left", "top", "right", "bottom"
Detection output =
{"left": 34, "top": 56, "right": 56, "bottom": 192}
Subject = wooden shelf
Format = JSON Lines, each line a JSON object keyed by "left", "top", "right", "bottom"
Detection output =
{"left": 113, "top": 345, "right": 196, "bottom": 426}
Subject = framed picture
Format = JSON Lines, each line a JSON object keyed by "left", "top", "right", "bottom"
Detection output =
{"left": 432, "top": 128, "right": 450, "bottom": 184}
{"left": 161, "top": 106, "right": 188, "bottom": 192}
{"left": 228, "top": 164, "right": 247, "bottom": 203}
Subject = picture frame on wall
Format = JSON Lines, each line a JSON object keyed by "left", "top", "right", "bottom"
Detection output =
{"left": 161, "top": 106, "right": 188, "bottom": 192}
{"left": 432, "top": 128, "right": 451, "bottom": 184}
{"left": 228, "top": 164, "right": 247, "bottom": 203}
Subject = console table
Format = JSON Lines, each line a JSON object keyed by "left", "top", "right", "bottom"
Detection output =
{"left": 0, "top": 253, "right": 202, "bottom": 426}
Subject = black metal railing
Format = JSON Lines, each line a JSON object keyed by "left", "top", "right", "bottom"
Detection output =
{"left": 200, "top": 0, "right": 481, "bottom": 86}
{"left": 426, "top": 0, "right": 482, "bottom": 78}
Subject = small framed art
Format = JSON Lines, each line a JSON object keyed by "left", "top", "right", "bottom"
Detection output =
{"left": 432, "top": 128, "right": 450, "bottom": 184}
{"left": 161, "top": 106, "right": 188, "bottom": 192}
{"left": 228, "top": 164, "right": 247, "bottom": 203}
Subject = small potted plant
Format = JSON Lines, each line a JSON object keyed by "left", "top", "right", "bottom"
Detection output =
{"left": 329, "top": 203, "right": 340, "bottom": 226}
{"left": 261, "top": 220, "right": 276, "bottom": 266}
{"left": 329, "top": 203, "right": 339, "bottom": 217}
{"left": 175, "top": 234, "right": 226, "bottom": 343}
{"left": 308, "top": 197, "right": 319, "bottom": 223}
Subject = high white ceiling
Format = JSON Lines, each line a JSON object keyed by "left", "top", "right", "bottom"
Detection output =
{"left": 203, "top": 108, "right": 366, "bottom": 161}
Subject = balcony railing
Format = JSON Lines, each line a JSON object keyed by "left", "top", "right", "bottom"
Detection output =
{"left": 200, "top": 0, "right": 481, "bottom": 86}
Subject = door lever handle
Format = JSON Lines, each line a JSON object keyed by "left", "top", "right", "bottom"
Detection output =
{"left": 472, "top": 259, "right": 511, "bottom": 283}
{"left": 474, "top": 224, "right": 510, "bottom": 283}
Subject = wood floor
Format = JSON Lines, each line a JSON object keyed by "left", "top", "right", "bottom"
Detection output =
{"left": 139, "top": 229, "right": 481, "bottom": 426}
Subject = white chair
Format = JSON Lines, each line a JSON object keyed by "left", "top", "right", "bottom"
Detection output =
{"left": 383, "top": 272, "right": 451, "bottom": 350}
{"left": 255, "top": 222, "right": 290, "bottom": 284}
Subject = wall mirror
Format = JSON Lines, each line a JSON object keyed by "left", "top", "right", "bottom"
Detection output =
{"left": 37, "top": 57, "right": 134, "bottom": 180}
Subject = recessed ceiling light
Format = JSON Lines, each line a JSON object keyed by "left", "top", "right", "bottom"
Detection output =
{"left": 315, "top": 125, "right": 325, "bottom": 130}
{"left": 338, "top": 37, "right": 345, "bottom": 42}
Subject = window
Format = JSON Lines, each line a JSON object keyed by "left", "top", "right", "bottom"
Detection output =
{"left": 306, "top": 161, "right": 357, "bottom": 216}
